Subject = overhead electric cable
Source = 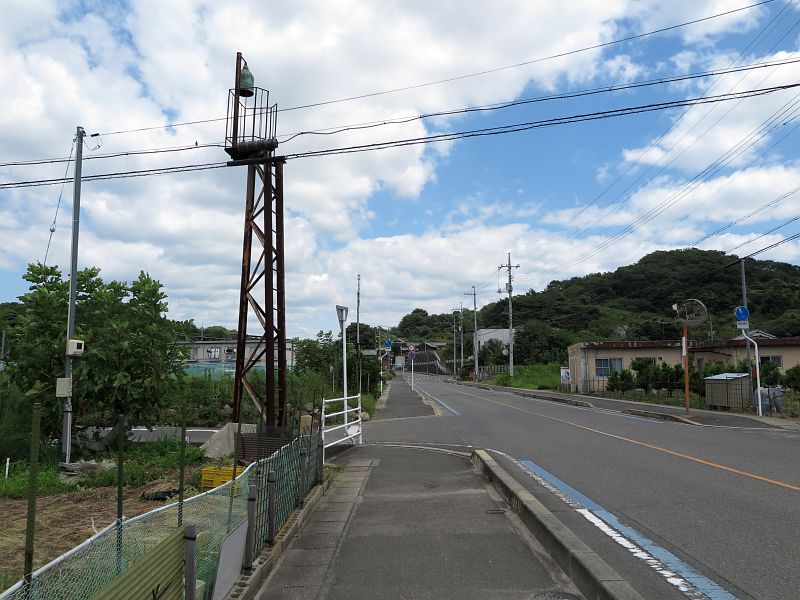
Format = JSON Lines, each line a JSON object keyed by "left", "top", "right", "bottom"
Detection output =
{"left": 282, "top": 83, "right": 799, "bottom": 160}
{"left": 0, "top": 143, "right": 223, "bottom": 169}
{"left": 739, "top": 231, "right": 800, "bottom": 257}
{"left": 42, "top": 142, "right": 75, "bottom": 265}
{"left": 517, "top": 93, "right": 800, "bottom": 281}
{"left": 523, "top": 6, "right": 800, "bottom": 260}
{"left": 278, "top": 56, "right": 800, "bottom": 144}
{"left": 95, "top": 1, "right": 774, "bottom": 137}
{"left": 726, "top": 215, "right": 800, "bottom": 253}
{"left": 1, "top": 83, "right": 793, "bottom": 190}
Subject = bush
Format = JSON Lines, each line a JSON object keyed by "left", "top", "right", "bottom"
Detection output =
{"left": 0, "top": 464, "right": 73, "bottom": 498}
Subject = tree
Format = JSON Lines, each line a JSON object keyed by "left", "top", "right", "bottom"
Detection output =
{"left": 294, "top": 331, "right": 337, "bottom": 376}
{"left": 630, "top": 358, "right": 656, "bottom": 392}
{"left": 6, "top": 263, "right": 187, "bottom": 438}
{"left": 514, "top": 321, "right": 576, "bottom": 365}
{"left": 783, "top": 364, "right": 800, "bottom": 390}
{"left": 478, "top": 339, "right": 506, "bottom": 366}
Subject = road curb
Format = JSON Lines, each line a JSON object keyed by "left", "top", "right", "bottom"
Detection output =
{"left": 623, "top": 408, "right": 698, "bottom": 425}
{"left": 225, "top": 477, "right": 331, "bottom": 600}
{"left": 471, "top": 449, "right": 645, "bottom": 600}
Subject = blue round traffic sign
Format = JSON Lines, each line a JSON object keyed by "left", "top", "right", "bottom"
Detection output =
{"left": 408, "top": 351, "right": 416, "bottom": 360}
{"left": 734, "top": 306, "right": 749, "bottom": 321}
{"left": 384, "top": 339, "right": 392, "bottom": 348}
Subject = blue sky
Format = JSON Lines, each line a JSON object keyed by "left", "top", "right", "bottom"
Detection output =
{"left": 1, "top": 1, "right": 799, "bottom": 337}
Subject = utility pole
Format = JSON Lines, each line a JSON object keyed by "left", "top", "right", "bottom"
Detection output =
{"left": 459, "top": 301, "right": 464, "bottom": 370}
{"left": 452, "top": 310, "right": 457, "bottom": 376}
{"left": 465, "top": 286, "right": 478, "bottom": 381}
{"left": 356, "top": 274, "right": 361, "bottom": 394}
{"left": 498, "top": 253, "right": 520, "bottom": 377}
{"left": 740, "top": 258, "right": 752, "bottom": 373}
{"left": 63, "top": 126, "right": 85, "bottom": 463}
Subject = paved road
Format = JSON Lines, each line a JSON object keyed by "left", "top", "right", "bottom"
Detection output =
{"left": 365, "top": 375, "right": 800, "bottom": 600}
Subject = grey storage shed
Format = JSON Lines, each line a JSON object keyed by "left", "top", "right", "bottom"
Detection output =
{"left": 704, "top": 373, "right": 752, "bottom": 411}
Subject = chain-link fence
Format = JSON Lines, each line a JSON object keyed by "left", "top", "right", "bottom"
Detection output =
{"left": 1, "top": 429, "right": 321, "bottom": 600}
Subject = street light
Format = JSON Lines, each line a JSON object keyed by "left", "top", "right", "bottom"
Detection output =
{"left": 336, "top": 305, "right": 349, "bottom": 397}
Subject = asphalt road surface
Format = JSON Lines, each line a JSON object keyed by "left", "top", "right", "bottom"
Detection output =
{"left": 365, "top": 375, "right": 800, "bottom": 600}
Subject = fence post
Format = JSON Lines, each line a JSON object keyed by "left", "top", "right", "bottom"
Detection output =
{"left": 244, "top": 485, "right": 256, "bottom": 571}
{"left": 321, "top": 397, "right": 326, "bottom": 464}
{"left": 267, "top": 470, "right": 277, "bottom": 545}
{"left": 298, "top": 447, "right": 307, "bottom": 508}
{"left": 317, "top": 434, "right": 324, "bottom": 484}
{"left": 116, "top": 413, "right": 125, "bottom": 575}
{"left": 184, "top": 524, "right": 196, "bottom": 600}
{"left": 23, "top": 403, "right": 42, "bottom": 586}
{"left": 358, "top": 394, "right": 363, "bottom": 444}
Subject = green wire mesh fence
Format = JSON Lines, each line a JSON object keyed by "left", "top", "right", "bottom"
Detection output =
{"left": 1, "top": 429, "right": 322, "bottom": 600}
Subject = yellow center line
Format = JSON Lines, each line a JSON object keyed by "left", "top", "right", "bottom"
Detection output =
{"left": 452, "top": 386, "right": 800, "bottom": 493}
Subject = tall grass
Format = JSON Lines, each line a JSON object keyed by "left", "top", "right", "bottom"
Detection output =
{"left": 492, "top": 363, "right": 561, "bottom": 390}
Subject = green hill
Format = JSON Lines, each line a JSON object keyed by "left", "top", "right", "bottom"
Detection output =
{"left": 479, "top": 248, "right": 800, "bottom": 341}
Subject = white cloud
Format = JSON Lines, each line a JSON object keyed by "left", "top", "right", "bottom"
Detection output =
{"left": 1, "top": 0, "right": 793, "bottom": 339}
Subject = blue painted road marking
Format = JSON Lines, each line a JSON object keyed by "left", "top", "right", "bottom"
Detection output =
{"left": 415, "top": 385, "right": 461, "bottom": 416}
{"left": 520, "top": 459, "right": 736, "bottom": 600}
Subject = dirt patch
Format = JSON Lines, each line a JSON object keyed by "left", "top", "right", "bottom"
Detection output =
{"left": 0, "top": 468, "right": 203, "bottom": 589}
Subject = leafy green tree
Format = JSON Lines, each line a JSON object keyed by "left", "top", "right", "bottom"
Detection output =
{"left": 294, "top": 331, "right": 337, "bottom": 376}
{"left": 6, "top": 263, "right": 187, "bottom": 438}
{"left": 514, "top": 320, "right": 575, "bottom": 365}
{"left": 783, "top": 364, "right": 800, "bottom": 390}
{"left": 479, "top": 339, "right": 506, "bottom": 366}
{"left": 760, "top": 360, "right": 782, "bottom": 387}
{"left": 630, "top": 358, "right": 656, "bottom": 392}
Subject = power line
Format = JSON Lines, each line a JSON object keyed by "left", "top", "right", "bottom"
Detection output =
{"left": 519, "top": 8, "right": 800, "bottom": 262}
{"left": 692, "top": 186, "right": 800, "bottom": 246}
{"left": 8, "top": 57, "right": 800, "bottom": 171}
{"left": 726, "top": 215, "right": 800, "bottom": 253}
{"left": 283, "top": 83, "right": 799, "bottom": 160}
{"left": 43, "top": 142, "right": 75, "bottom": 265}
{"left": 1, "top": 82, "right": 793, "bottom": 190}
{"left": 278, "top": 56, "right": 800, "bottom": 144}
{"left": 0, "top": 162, "right": 228, "bottom": 190}
{"left": 95, "top": 1, "right": 774, "bottom": 138}
{"left": 739, "top": 231, "right": 800, "bottom": 258}
{"left": 0, "top": 143, "right": 223, "bottom": 169}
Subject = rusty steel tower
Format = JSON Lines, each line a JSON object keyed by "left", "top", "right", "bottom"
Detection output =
{"left": 224, "top": 52, "right": 287, "bottom": 426}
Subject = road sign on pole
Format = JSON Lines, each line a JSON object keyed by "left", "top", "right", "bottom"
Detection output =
{"left": 384, "top": 339, "right": 392, "bottom": 349}
{"left": 734, "top": 306, "right": 750, "bottom": 321}
{"left": 408, "top": 351, "right": 416, "bottom": 360}
{"left": 408, "top": 343, "right": 416, "bottom": 352}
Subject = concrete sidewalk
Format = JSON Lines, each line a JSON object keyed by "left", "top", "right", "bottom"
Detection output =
{"left": 256, "top": 445, "right": 583, "bottom": 600}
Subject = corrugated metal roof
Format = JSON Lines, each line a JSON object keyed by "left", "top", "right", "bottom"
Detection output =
{"left": 703, "top": 373, "right": 749, "bottom": 380}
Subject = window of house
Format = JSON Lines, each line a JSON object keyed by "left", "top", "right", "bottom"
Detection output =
{"left": 595, "top": 357, "right": 623, "bottom": 377}
{"left": 760, "top": 355, "right": 783, "bottom": 368}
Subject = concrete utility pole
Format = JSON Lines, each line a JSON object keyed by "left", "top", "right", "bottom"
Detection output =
{"left": 63, "top": 126, "right": 85, "bottom": 463}
{"left": 459, "top": 302, "right": 464, "bottom": 370}
{"left": 356, "top": 274, "right": 361, "bottom": 394}
{"left": 498, "top": 253, "right": 520, "bottom": 377}
{"left": 452, "top": 309, "right": 458, "bottom": 376}
{"left": 465, "top": 286, "right": 478, "bottom": 380}
{"left": 740, "top": 258, "right": 752, "bottom": 373}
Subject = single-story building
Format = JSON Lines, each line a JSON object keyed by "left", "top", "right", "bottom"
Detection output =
{"left": 178, "top": 339, "right": 296, "bottom": 372}
{"left": 567, "top": 335, "right": 800, "bottom": 393}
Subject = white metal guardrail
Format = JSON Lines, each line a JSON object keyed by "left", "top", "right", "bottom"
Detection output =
{"left": 321, "top": 394, "right": 362, "bottom": 462}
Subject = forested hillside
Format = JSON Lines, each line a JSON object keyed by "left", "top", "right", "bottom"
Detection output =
{"left": 478, "top": 248, "right": 800, "bottom": 341}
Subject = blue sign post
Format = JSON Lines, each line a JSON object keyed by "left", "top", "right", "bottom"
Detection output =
{"left": 734, "top": 306, "right": 749, "bottom": 321}
{"left": 384, "top": 339, "right": 392, "bottom": 349}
